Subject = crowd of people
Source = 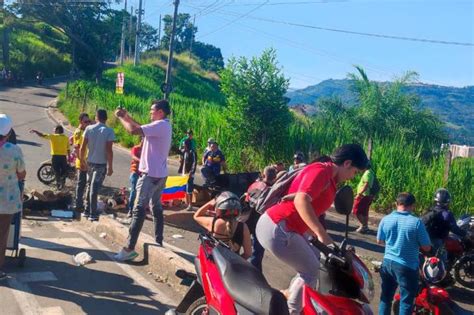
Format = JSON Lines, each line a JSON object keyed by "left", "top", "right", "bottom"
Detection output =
{"left": 0, "top": 97, "right": 470, "bottom": 314}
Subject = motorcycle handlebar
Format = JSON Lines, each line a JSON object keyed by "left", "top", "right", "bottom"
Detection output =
{"left": 310, "top": 238, "right": 347, "bottom": 268}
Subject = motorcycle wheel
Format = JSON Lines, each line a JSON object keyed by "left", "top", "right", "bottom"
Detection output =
{"left": 393, "top": 300, "right": 455, "bottom": 315}
{"left": 37, "top": 163, "right": 55, "bottom": 185}
{"left": 185, "top": 296, "right": 208, "bottom": 315}
{"left": 454, "top": 254, "right": 474, "bottom": 289}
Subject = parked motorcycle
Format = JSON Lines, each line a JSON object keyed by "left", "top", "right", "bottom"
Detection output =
{"left": 443, "top": 215, "right": 474, "bottom": 289}
{"left": 393, "top": 256, "right": 456, "bottom": 315}
{"left": 168, "top": 186, "right": 374, "bottom": 315}
{"left": 37, "top": 153, "right": 77, "bottom": 186}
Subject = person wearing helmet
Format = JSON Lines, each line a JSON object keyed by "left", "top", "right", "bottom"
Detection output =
{"left": 256, "top": 144, "right": 369, "bottom": 314}
{"left": 377, "top": 193, "right": 432, "bottom": 315}
{"left": 0, "top": 114, "right": 26, "bottom": 280}
{"left": 288, "top": 152, "right": 306, "bottom": 173}
{"left": 422, "top": 188, "right": 467, "bottom": 264}
{"left": 194, "top": 191, "right": 251, "bottom": 258}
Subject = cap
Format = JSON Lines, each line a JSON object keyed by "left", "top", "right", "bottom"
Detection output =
{"left": 0, "top": 114, "right": 12, "bottom": 136}
{"left": 207, "top": 137, "right": 216, "bottom": 144}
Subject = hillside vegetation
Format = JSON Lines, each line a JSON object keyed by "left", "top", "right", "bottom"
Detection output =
{"left": 287, "top": 79, "right": 474, "bottom": 145}
{"left": 0, "top": 21, "right": 70, "bottom": 79}
{"left": 58, "top": 54, "right": 473, "bottom": 216}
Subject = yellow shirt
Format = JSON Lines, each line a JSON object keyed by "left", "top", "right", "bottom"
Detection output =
{"left": 73, "top": 128, "right": 87, "bottom": 169}
{"left": 43, "top": 134, "right": 69, "bottom": 156}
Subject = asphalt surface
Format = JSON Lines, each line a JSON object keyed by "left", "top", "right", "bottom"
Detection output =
{"left": 1, "top": 81, "right": 473, "bottom": 314}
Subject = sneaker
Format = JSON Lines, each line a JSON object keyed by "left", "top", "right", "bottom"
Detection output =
{"left": 185, "top": 205, "right": 194, "bottom": 212}
{"left": 114, "top": 248, "right": 139, "bottom": 261}
{"left": 0, "top": 271, "right": 7, "bottom": 280}
{"left": 81, "top": 212, "right": 90, "bottom": 218}
{"left": 356, "top": 226, "right": 369, "bottom": 234}
{"left": 89, "top": 216, "right": 99, "bottom": 222}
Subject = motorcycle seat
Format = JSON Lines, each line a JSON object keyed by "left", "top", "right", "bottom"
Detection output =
{"left": 212, "top": 244, "right": 289, "bottom": 315}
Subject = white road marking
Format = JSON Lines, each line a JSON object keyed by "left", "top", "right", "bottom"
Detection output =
{"left": 41, "top": 306, "right": 66, "bottom": 315}
{"left": 21, "top": 237, "right": 93, "bottom": 250}
{"left": 7, "top": 277, "right": 42, "bottom": 315}
{"left": 10, "top": 271, "right": 58, "bottom": 283}
{"left": 75, "top": 230, "right": 176, "bottom": 306}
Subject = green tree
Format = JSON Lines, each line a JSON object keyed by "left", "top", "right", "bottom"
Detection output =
{"left": 192, "top": 41, "right": 224, "bottom": 71}
{"left": 14, "top": 1, "right": 123, "bottom": 82}
{"left": 160, "top": 13, "right": 197, "bottom": 53}
{"left": 220, "top": 48, "right": 291, "bottom": 170}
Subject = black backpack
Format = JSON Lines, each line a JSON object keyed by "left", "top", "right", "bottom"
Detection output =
{"left": 421, "top": 208, "right": 448, "bottom": 239}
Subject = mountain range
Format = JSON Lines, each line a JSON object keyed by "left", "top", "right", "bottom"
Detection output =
{"left": 286, "top": 79, "right": 474, "bottom": 145}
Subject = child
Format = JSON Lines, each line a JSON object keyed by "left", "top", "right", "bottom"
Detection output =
{"left": 194, "top": 191, "right": 251, "bottom": 259}
{"left": 30, "top": 125, "right": 69, "bottom": 189}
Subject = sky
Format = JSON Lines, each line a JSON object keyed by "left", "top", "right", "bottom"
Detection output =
{"left": 64, "top": 0, "right": 474, "bottom": 89}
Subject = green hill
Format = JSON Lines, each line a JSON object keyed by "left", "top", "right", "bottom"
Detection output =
{"left": 287, "top": 79, "right": 474, "bottom": 145}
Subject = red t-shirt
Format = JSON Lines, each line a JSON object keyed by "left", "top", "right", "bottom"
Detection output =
{"left": 130, "top": 145, "right": 142, "bottom": 173}
{"left": 266, "top": 162, "right": 337, "bottom": 235}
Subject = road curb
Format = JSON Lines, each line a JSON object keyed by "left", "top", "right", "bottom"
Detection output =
{"left": 77, "top": 216, "right": 194, "bottom": 294}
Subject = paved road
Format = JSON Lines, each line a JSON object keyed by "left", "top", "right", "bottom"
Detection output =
{"left": 2, "top": 81, "right": 473, "bottom": 314}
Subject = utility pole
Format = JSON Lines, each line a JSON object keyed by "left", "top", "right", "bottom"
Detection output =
{"left": 189, "top": 14, "right": 195, "bottom": 57}
{"left": 163, "top": 0, "right": 179, "bottom": 100}
{"left": 134, "top": 0, "right": 143, "bottom": 66}
{"left": 128, "top": 5, "right": 133, "bottom": 59}
{"left": 157, "top": 14, "right": 162, "bottom": 47}
{"left": 119, "top": 0, "right": 127, "bottom": 65}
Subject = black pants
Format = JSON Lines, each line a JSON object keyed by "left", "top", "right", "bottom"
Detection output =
{"left": 52, "top": 155, "right": 68, "bottom": 188}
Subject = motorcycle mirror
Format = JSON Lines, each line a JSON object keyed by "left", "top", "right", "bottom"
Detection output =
{"left": 334, "top": 185, "right": 354, "bottom": 216}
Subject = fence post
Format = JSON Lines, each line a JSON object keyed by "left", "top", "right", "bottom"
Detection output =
{"left": 443, "top": 149, "right": 452, "bottom": 185}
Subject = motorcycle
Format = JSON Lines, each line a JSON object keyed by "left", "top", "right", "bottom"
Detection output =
{"left": 37, "top": 153, "right": 77, "bottom": 186}
{"left": 443, "top": 215, "right": 474, "bottom": 289}
{"left": 169, "top": 186, "right": 375, "bottom": 315}
{"left": 393, "top": 256, "right": 456, "bottom": 315}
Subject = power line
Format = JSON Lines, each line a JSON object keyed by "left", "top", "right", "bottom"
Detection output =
{"left": 225, "top": 13, "right": 474, "bottom": 47}
{"left": 214, "top": 0, "right": 347, "bottom": 6}
{"left": 197, "top": 0, "right": 270, "bottom": 39}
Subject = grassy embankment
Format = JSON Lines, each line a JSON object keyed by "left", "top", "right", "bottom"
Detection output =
{"left": 57, "top": 53, "right": 473, "bottom": 216}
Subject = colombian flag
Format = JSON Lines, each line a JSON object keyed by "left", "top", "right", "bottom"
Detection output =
{"left": 161, "top": 175, "right": 189, "bottom": 201}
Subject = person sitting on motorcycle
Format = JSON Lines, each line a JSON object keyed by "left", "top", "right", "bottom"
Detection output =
{"left": 422, "top": 188, "right": 467, "bottom": 264}
{"left": 256, "top": 144, "right": 369, "bottom": 315}
{"left": 194, "top": 191, "right": 252, "bottom": 259}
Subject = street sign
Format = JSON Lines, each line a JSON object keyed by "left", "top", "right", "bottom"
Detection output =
{"left": 115, "top": 72, "right": 125, "bottom": 94}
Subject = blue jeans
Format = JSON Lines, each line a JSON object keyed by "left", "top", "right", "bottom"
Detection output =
{"left": 84, "top": 163, "right": 107, "bottom": 218}
{"left": 249, "top": 234, "right": 265, "bottom": 272}
{"left": 128, "top": 172, "right": 140, "bottom": 211}
{"left": 127, "top": 174, "right": 167, "bottom": 250}
{"left": 379, "top": 259, "right": 419, "bottom": 315}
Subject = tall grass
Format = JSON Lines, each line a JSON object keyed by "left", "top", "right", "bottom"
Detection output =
{"left": 57, "top": 59, "right": 473, "bottom": 216}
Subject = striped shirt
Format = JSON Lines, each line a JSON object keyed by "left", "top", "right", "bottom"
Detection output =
{"left": 377, "top": 210, "right": 431, "bottom": 270}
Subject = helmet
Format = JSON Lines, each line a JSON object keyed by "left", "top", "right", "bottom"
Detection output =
{"left": 434, "top": 188, "right": 450, "bottom": 206}
{"left": 215, "top": 191, "right": 241, "bottom": 218}
{"left": 0, "top": 114, "right": 12, "bottom": 136}
{"left": 422, "top": 257, "right": 447, "bottom": 284}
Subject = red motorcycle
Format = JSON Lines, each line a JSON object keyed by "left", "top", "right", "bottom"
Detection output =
{"left": 393, "top": 256, "right": 456, "bottom": 315}
{"left": 169, "top": 186, "right": 375, "bottom": 315}
{"left": 443, "top": 215, "right": 474, "bottom": 289}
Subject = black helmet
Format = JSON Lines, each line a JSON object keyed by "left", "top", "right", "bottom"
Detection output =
{"left": 434, "top": 188, "right": 450, "bottom": 206}
{"left": 293, "top": 152, "right": 304, "bottom": 162}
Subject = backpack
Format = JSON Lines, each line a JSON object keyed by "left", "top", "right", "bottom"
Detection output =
{"left": 254, "top": 167, "right": 305, "bottom": 214}
{"left": 421, "top": 208, "right": 449, "bottom": 239}
{"left": 369, "top": 174, "right": 381, "bottom": 196}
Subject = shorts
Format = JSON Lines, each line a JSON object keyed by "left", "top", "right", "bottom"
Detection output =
{"left": 352, "top": 195, "right": 374, "bottom": 216}
{"left": 186, "top": 176, "right": 194, "bottom": 194}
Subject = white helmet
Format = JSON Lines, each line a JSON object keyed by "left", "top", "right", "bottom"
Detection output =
{"left": 0, "top": 114, "right": 12, "bottom": 136}
{"left": 422, "top": 257, "right": 447, "bottom": 284}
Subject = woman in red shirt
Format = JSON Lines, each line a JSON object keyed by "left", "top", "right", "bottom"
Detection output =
{"left": 256, "top": 144, "right": 369, "bottom": 314}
